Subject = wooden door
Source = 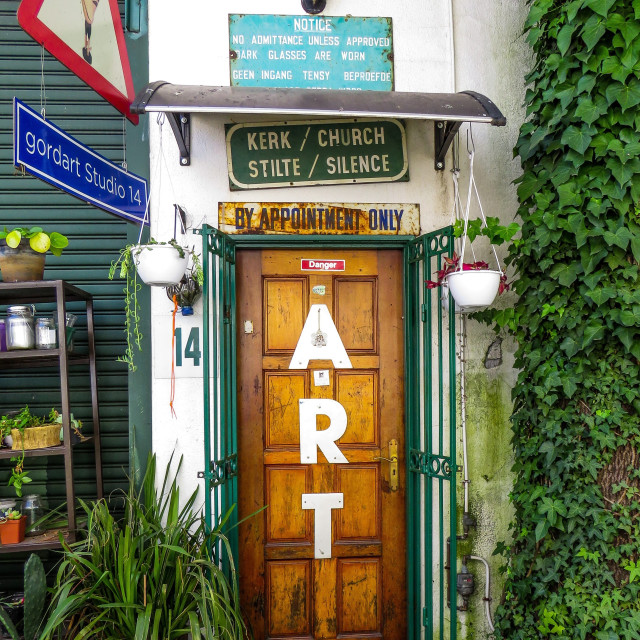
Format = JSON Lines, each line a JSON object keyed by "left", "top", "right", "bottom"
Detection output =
{"left": 237, "top": 248, "right": 406, "bottom": 640}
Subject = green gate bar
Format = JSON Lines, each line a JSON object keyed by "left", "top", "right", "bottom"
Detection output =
{"left": 405, "top": 227, "right": 458, "bottom": 639}
{"left": 197, "top": 224, "right": 239, "bottom": 574}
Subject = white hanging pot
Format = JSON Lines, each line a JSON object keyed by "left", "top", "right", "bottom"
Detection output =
{"left": 130, "top": 244, "right": 189, "bottom": 287}
{"left": 445, "top": 269, "right": 501, "bottom": 308}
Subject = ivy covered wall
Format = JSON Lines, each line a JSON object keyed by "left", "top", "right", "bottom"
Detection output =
{"left": 491, "top": 1, "right": 640, "bottom": 637}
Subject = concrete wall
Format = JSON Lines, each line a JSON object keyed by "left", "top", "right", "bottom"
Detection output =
{"left": 146, "top": 1, "right": 529, "bottom": 636}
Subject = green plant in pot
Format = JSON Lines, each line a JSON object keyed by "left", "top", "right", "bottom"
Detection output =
{"left": 109, "top": 237, "right": 202, "bottom": 371}
{"left": 39, "top": 454, "right": 247, "bottom": 639}
{"left": 1, "top": 407, "right": 67, "bottom": 497}
{"left": 166, "top": 264, "right": 204, "bottom": 316}
{"left": 0, "top": 226, "right": 69, "bottom": 282}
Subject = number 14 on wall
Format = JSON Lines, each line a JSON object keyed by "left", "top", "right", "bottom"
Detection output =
{"left": 174, "top": 327, "right": 201, "bottom": 367}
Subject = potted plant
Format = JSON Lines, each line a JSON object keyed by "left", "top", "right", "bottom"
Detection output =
{"left": 427, "top": 145, "right": 520, "bottom": 310}
{"left": 165, "top": 265, "right": 203, "bottom": 315}
{"left": 40, "top": 454, "right": 247, "bottom": 639}
{"left": 109, "top": 236, "right": 202, "bottom": 371}
{"left": 0, "top": 227, "right": 69, "bottom": 282}
{"left": 427, "top": 216, "right": 520, "bottom": 310}
{"left": 0, "top": 509, "right": 27, "bottom": 544}
{"left": 1, "top": 407, "right": 73, "bottom": 498}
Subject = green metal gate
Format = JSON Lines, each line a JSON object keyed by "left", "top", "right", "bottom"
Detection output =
{"left": 405, "top": 227, "right": 458, "bottom": 640}
{"left": 197, "top": 228, "right": 459, "bottom": 632}
{"left": 198, "top": 225, "right": 238, "bottom": 573}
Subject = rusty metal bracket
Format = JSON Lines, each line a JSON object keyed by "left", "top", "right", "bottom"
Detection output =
{"left": 434, "top": 120, "right": 462, "bottom": 171}
{"left": 167, "top": 112, "right": 191, "bottom": 166}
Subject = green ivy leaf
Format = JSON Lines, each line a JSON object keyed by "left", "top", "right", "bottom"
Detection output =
{"left": 550, "top": 261, "right": 582, "bottom": 286}
{"left": 581, "top": 14, "right": 607, "bottom": 50}
{"left": 584, "top": 0, "right": 616, "bottom": 17}
{"left": 535, "top": 519, "right": 550, "bottom": 542}
{"left": 574, "top": 96, "right": 606, "bottom": 126}
{"left": 557, "top": 23, "right": 577, "bottom": 56}
{"left": 619, "top": 306, "right": 640, "bottom": 326}
{"left": 582, "top": 321, "right": 605, "bottom": 347}
{"left": 606, "top": 79, "right": 640, "bottom": 111}
{"left": 561, "top": 125, "right": 594, "bottom": 154}
{"left": 585, "top": 286, "right": 617, "bottom": 304}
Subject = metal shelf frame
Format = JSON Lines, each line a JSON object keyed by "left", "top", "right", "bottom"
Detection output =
{"left": 0, "top": 280, "right": 104, "bottom": 551}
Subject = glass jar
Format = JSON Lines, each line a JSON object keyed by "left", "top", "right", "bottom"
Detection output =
{"left": 35, "top": 317, "right": 57, "bottom": 349}
{"left": 22, "top": 494, "right": 43, "bottom": 536}
{"left": 6, "top": 305, "right": 35, "bottom": 350}
{"left": 0, "top": 318, "right": 6, "bottom": 352}
{"left": 0, "top": 499, "right": 16, "bottom": 520}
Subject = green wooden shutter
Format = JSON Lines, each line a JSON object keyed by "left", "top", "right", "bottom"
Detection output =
{"left": 0, "top": 1, "right": 145, "bottom": 588}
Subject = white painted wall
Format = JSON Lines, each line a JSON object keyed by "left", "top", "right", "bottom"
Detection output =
{"left": 145, "top": 1, "right": 528, "bottom": 637}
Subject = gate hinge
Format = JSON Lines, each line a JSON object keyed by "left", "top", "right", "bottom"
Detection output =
{"left": 421, "top": 303, "right": 428, "bottom": 323}
{"left": 423, "top": 606, "right": 428, "bottom": 627}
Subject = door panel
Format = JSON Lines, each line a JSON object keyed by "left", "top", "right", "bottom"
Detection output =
{"left": 238, "top": 249, "right": 405, "bottom": 640}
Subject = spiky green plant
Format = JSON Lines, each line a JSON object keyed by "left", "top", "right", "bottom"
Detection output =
{"left": 39, "top": 454, "right": 246, "bottom": 640}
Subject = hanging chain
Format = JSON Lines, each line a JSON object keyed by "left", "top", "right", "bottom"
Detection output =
{"left": 39, "top": 47, "right": 46, "bottom": 117}
{"left": 121, "top": 116, "right": 127, "bottom": 171}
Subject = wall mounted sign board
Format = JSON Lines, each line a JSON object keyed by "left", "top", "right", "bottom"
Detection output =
{"left": 219, "top": 201, "right": 419, "bottom": 235}
{"left": 225, "top": 118, "right": 408, "bottom": 190}
{"left": 229, "top": 14, "right": 393, "bottom": 91}
{"left": 14, "top": 99, "right": 148, "bottom": 224}
{"left": 17, "top": 0, "right": 138, "bottom": 123}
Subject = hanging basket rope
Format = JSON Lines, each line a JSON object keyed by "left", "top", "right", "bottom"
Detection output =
{"left": 455, "top": 149, "right": 503, "bottom": 276}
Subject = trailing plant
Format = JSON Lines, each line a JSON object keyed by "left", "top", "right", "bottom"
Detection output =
{"left": 40, "top": 454, "right": 247, "bottom": 640}
{"left": 0, "top": 227, "right": 68, "bottom": 255}
{"left": 108, "top": 239, "right": 202, "bottom": 371}
{"left": 483, "top": 2, "right": 640, "bottom": 639}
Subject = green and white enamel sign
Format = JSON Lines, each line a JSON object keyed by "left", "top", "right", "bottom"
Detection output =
{"left": 225, "top": 118, "right": 408, "bottom": 190}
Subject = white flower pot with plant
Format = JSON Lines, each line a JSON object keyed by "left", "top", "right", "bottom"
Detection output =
{"left": 428, "top": 143, "right": 518, "bottom": 312}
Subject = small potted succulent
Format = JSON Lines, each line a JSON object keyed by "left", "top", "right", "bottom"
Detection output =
{"left": 165, "top": 265, "right": 204, "bottom": 316}
{"left": 0, "top": 226, "right": 69, "bottom": 282}
{"left": 0, "top": 509, "right": 27, "bottom": 544}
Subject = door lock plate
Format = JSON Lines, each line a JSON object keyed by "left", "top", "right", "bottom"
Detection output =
{"left": 389, "top": 438, "right": 398, "bottom": 491}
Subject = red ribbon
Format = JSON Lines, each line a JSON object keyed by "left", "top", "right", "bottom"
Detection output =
{"left": 170, "top": 294, "right": 178, "bottom": 419}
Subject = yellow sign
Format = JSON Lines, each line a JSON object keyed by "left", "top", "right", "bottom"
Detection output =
{"left": 219, "top": 202, "right": 420, "bottom": 235}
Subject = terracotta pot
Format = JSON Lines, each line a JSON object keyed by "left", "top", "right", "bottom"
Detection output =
{"left": 0, "top": 240, "right": 46, "bottom": 282}
{"left": 0, "top": 516, "right": 27, "bottom": 544}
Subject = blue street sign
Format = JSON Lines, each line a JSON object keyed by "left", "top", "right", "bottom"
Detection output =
{"left": 13, "top": 98, "right": 148, "bottom": 225}
{"left": 229, "top": 14, "right": 394, "bottom": 91}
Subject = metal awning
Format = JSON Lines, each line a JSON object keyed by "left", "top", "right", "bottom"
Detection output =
{"left": 131, "top": 81, "right": 506, "bottom": 169}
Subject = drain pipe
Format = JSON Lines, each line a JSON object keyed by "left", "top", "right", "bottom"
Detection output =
{"left": 468, "top": 555, "right": 495, "bottom": 632}
{"left": 459, "top": 314, "right": 475, "bottom": 533}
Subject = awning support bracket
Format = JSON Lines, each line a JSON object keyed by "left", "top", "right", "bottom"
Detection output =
{"left": 167, "top": 112, "right": 191, "bottom": 166}
{"left": 434, "top": 120, "right": 462, "bottom": 171}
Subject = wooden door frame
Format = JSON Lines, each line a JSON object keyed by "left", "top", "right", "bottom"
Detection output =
{"left": 232, "top": 234, "right": 415, "bottom": 630}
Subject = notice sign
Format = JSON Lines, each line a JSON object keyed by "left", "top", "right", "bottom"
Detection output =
{"left": 219, "top": 202, "right": 420, "bottom": 236}
{"left": 229, "top": 14, "right": 393, "bottom": 91}
{"left": 301, "top": 259, "right": 345, "bottom": 272}
{"left": 13, "top": 99, "right": 148, "bottom": 224}
{"left": 226, "top": 118, "right": 408, "bottom": 190}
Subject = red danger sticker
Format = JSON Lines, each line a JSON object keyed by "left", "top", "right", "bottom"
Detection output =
{"left": 301, "top": 259, "right": 345, "bottom": 272}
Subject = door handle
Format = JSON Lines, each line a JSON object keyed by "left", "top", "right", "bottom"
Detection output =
{"left": 374, "top": 439, "right": 399, "bottom": 491}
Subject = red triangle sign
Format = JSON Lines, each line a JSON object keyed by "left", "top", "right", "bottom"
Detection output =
{"left": 18, "top": 0, "right": 138, "bottom": 124}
